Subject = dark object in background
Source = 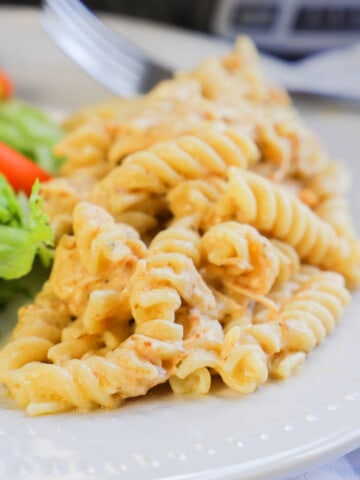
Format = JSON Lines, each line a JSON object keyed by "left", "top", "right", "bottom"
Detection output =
{"left": 3, "top": 0, "right": 360, "bottom": 59}
{"left": 212, "top": 0, "right": 360, "bottom": 58}
{"left": 75, "top": 0, "right": 360, "bottom": 58}
{"left": 85, "top": 0, "right": 217, "bottom": 34}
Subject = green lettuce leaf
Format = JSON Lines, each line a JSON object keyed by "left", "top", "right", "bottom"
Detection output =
{"left": 0, "top": 176, "right": 54, "bottom": 280}
{"left": 0, "top": 173, "right": 24, "bottom": 226}
{"left": 0, "top": 100, "right": 64, "bottom": 174}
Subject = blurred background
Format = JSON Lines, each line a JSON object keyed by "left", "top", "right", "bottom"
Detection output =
{"left": 2, "top": 0, "right": 360, "bottom": 59}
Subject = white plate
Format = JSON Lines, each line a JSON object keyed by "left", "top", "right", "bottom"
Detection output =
{"left": 1, "top": 8, "right": 360, "bottom": 480}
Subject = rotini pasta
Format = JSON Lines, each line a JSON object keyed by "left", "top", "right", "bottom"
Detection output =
{"left": 49, "top": 202, "right": 146, "bottom": 318}
{"left": 201, "top": 222, "right": 280, "bottom": 295}
{"left": 217, "top": 266, "right": 350, "bottom": 393}
{"left": 169, "top": 309, "right": 223, "bottom": 395}
{"left": 185, "top": 36, "right": 289, "bottom": 106}
{"left": 107, "top": 79, "right": 220, "bottom": 164}
{"left": 211, "top": 168, "right": 358, "bottom": 284}
{"left": 89, "top": 125, "right": 259, "bottom": 222}
{"left": 169, "top": 171, "right": 357, "bottom": 284}
{"left": 200, "top": 223, "right": 301, "bottom": 309}
{"left": 55, "top": 121, "right": 113, "bottom": 179}
{"left": 167, "top": 176, "right": 226, "bottom": 222}
{"left": 5, "top": 334, "right": 185, "bottom": 415}
{"left": 0, "top": 282, "right": 69, "bottom": 380}
{"left": 0, "top": 36, "right": 358, "bottom": 415}
{"left": 130, "top": 217, "right": 217, "bottom": 327}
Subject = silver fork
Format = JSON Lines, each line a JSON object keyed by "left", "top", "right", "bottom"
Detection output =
{"left": 42, "top": 0, "right": 360, "bottom": 102}
{"left": 41, "top": 0, "right": 172, "bottom": 97}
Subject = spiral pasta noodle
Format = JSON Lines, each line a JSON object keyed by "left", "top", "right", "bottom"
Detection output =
{"left": 0, "top": 37, "right": 358, "bottom": 415}
{"left": 200, "top": 223, "right": 301, "bottom": 308}
{"left": 169, "top": 310, "right": 223, "bottom": 395}
{"left": 270, "top": 239, "right": 300, "bottom": 285}
{"left": 201, "top": 222, "right": 279, "bottom": 295}
{"left": 130, "top": 217, "right": 217, "bottom": 329}
{"left": 0, "top": 282, "right": 69, "bottom": 380}
{"left": 49, "top": 202, "right": 146, "bottom": 319}
{"left": 24, "top": 203, "right": 147, "bottom": 370}
{"left": 55, "top": 121, "right": 113, "bottom": 180}
{"left": 89, "top": 125, "right": 259, "bottom": 221}
{"left": 218, "top": 266, "right": 350, "bottom": 393}
{"left": 5, "top": 333, "right": 184, "bottom": 415}
{"left": 207, "top": 167, "right": 358, "bottom": 284}
{"left": 168, "top": 175, "right": 357, "bottom": 284}
{"left": 107, "top": 79, "right": 224, "bottom": 163}
{"left": 167, "top": 177, "right": 225, "bottom": 223}
{"left": 186, "top": 36, "right": 289, "bottom": 106}
{"left": 39, "top": 177, "right": 89, "bottom": 240}
{"left": 268, "top": 266, "right": 351, "bottom": 378}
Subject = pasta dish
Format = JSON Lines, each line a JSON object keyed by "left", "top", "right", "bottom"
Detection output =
{"left": 0, "top": 37, "right": 358, "bottom": 416}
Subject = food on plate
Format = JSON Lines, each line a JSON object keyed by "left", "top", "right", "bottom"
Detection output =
{"left": 0, "top": 141, "right": 52, "bottom": 195}
{"left": 0, "top": 37, "right": 358, "bottom": 415}
{"left": 0, "top": 176, "right": 53, "bottom": 307}
{"left": 0, "top": 70, "right": 13, "bottom": 100}
{"left": 0, "top": 98, "right": 64, "bottom": 181}
{"left": 0, "top": 72, "right": 64, "bottom": 307}
{"left": 0, "top": 77, "right": 62, "bottom": 308}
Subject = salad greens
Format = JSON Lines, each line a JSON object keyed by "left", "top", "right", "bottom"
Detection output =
{"left": 0, "top": 175, "right": 54, "bottom": 307}
{"left": 0, "top": 100, "right": 64, "bottom": 174}
{"left": 0, "top": 91, "right": 64, "bottom": 309}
